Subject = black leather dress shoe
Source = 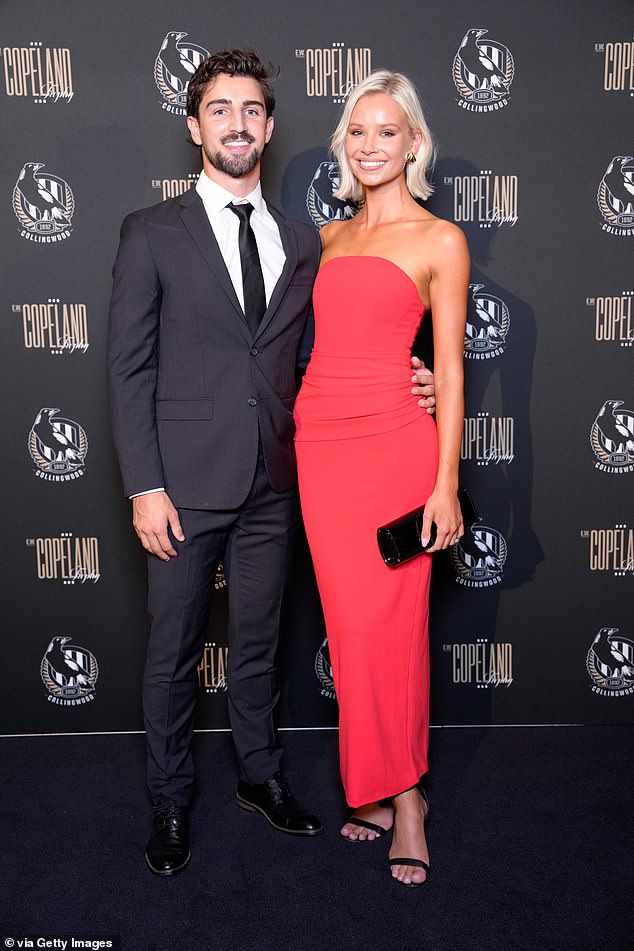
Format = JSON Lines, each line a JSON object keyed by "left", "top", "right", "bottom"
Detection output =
{"left": 145, "top": 802, "right": 191, "bottom": 876}
{"left": 236, "top": 772, "right": 323, "bottom": 836}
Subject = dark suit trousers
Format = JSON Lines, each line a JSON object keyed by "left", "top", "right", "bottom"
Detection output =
{"left": 143, "top": 449, "right": 297, "bottom": 806}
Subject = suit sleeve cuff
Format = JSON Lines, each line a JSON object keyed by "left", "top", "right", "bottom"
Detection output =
{"left": 129, "top": 487, "right": 165, "bottom": 499}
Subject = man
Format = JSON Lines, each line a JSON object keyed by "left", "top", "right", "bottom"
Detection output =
{"left": 108, "top": 49, "right": 435, "bottom": 877}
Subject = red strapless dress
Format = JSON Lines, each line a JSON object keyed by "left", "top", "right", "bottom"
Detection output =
{"left": 294, "top": 256, "right": 438, "bottom": 807}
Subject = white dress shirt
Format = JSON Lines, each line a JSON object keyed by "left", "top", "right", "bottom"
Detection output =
{"left": 195, "top": 171, "right": 286, "bottom": 309}
{"left": 130, "top": 172, "right": 286, "bottom": 499}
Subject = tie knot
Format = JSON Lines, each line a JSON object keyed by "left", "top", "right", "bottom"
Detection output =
{"left": 229, "top": 202, "right": 254, "bottom": 222}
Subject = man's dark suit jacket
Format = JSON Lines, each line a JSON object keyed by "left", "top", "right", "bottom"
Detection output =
{"left": 108, "top": 186, "right": 320, "bottom": 510}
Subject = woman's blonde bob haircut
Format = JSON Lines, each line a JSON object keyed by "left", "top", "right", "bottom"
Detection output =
{"left": 331, "top": 70, "right": 435, "bottom": 202}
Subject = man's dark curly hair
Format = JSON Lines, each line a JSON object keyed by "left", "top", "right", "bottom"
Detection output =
{"left": 186, "top": 49, "right": 276, "bottom": 119}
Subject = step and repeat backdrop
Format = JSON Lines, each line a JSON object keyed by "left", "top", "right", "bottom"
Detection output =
{"left": 1, "top": 0, "right": 632, "bottom": 736}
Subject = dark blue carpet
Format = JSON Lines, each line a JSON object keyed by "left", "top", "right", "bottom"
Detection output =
{"left": 1, "top": 726, "right": 631, "bottom": 951}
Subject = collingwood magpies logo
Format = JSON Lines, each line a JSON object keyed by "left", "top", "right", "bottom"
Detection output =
{"left": 453, "top": 29, "right": 514, "bottom": 111}
{"left": 587, "top": 627, "right": 634, "bottom": 696}
{"left": 315, "top": 636, "right": 336, "bottom": 699}
{"left": 306, "top": 162, "right": 358, "bottom": 228}
{"left": 13, "top": 162, "right": 74, "bottom": 242}
{"left": 29, "top": 407, "right": 88, "bottom": 481}
{"left": 464, "top": 283, "right": 510, "bottom": 359}
{"left": 154, "top": 31, "right": 210, "bottom": 114}
{"left": 597, "top": 156, "right": 634, "bottom": 234}
{"left": 590, "top": 400, "right": 634, "bottom": 471}
{"left": 450, "top": 523, "right": 507, "bottom": 587}
{"left": 41, "top": 635, "right": 98, "bottom": 704}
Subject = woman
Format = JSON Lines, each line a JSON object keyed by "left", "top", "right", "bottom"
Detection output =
{"left": 294, "top": 70, "right": 469, "bottom": 886}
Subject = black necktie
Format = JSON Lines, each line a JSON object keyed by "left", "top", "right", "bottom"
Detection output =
{"left": 228, "top": 202, "right": 266, "bottom": 335}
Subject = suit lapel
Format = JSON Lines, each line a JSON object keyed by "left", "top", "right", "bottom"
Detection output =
{"left": 178, "top": 188, "right": 245, "bottom": 322}
{"left": 178, "top": 190, "right": 299, "bottom": 340}
{"left": 255, "top": 204, "right": 298, "bottom": 341}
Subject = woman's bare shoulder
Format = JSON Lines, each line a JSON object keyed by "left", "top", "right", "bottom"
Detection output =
{"left": 319, "top": 218, "right": 350, "bottom": 250}
{"left": 414, "top": 215, "right": 469, "bottom": 259}
{"left": 415, "top": 213, "right": 464, "bottom": 240}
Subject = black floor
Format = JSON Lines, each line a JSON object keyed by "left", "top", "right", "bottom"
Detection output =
{"left": 1, "top": 726, "right": 631, "bottom": 951}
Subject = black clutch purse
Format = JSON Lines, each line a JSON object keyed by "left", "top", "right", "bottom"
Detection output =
{"left": 377, "top": 487, "right": 480, "bottom": 568}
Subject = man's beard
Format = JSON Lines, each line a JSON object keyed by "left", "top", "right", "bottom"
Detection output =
{"left": 205, "top": 134, "right": 262, "bottom": 179}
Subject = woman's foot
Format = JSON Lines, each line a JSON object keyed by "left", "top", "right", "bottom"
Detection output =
{"left": 340, "top": 801, "right": 394, "bottom": 841}
{"left": 388, "top": 787, "right": 430, "bottom": 885}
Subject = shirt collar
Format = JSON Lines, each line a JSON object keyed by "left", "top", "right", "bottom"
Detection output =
{"left": 195, "top": 171, "right": 265, "bottom": 220}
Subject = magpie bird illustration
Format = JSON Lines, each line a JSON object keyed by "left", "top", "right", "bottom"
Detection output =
{"left": 457, "top": 29, "right": 510, "bottom": 93}
{"left": 467, "top": 285, "right": 507, "bottom": 343}
{"left": 307, "top": 162, "right": 357, "bottom": 225}
{"left": 32, "top": 408, "right": 84, "bottom": 464}
{"left": 593, "top": 400, "right": 634, "bottom": 453}
{"left": 601, "top": 156, "right": 634, "bottom": 215}
{"left": 591, "top": 628, "right": 634, "bottom": 679}
{"left": 458, "top": 526, "right": 501, "bottom": 569}
{"left": 15, "top": 162, "right": 71, "bottom": 224}
{"left": 156, "top": 32, "right": 197, "bottom": 96}
{"left": 44, "top": 637, "right": 93, "bottom": 688}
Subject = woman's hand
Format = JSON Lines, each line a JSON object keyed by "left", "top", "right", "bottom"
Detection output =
{"left": 410, "top": 356, "right": 436, "bottom": 415}
{"left": 421, "top": 487, "right": 463, "bottom": 553}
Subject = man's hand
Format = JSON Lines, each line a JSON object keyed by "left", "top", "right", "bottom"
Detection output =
{"left": 132, "top": 491, "right": 184, "bottom": 560}
{"left": 411, "top": 356, "right": 436, "bottom": 415}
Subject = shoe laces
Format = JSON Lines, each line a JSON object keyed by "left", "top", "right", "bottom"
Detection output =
{"left": 153, "top": 802, "right": 186, "bottom": 826}
{"left": 265, "top": 773, "right": 292, "bottom": 804}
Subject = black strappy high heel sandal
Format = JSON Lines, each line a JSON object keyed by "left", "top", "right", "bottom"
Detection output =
{"left": 343, "top": 797, "right": 394, "bottom": 842}
{"left": 388, "top": 781, "right": 430, "bottom": 886}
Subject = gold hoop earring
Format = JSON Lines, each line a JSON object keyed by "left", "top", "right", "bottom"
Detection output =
{"left": 405, "top": 151, "right": 417, "bottom": 165}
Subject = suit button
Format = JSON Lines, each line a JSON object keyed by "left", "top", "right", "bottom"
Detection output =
{"left": 247, "top": 397, "right": 258, "bottom": 407}
{"left": 250, "top": 347, "right": 259, "bottom": 355}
